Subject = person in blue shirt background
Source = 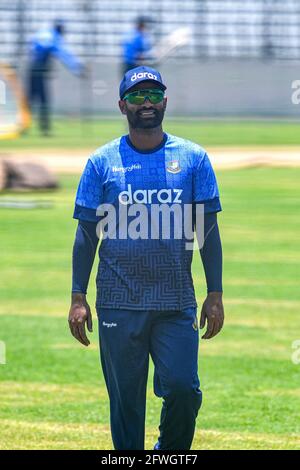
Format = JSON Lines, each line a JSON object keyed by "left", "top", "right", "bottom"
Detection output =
{"left": 27, "top": 19, "right": 84, "bottom": 135}
{"left": 68, "top": 66, "right": 225, "bottom": 450}
{"left": 121, "top": 16, "right": 153, "bottom": 75}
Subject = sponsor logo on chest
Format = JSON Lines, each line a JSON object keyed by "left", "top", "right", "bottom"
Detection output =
{"left": 118, "top": 184, "right": 182, "bottom": 204}
{"left": 112, "top": 163, "right": 142, "bottom": 173}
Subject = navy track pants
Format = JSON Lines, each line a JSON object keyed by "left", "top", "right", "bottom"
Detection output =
{"left": 97, "top": 307, "right": 202, "bottom": 450}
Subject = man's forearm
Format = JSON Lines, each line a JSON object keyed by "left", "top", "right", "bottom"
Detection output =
{"left": 200, "top": 212, "right": 223, "bottom": 293}
{"left": 72, "top": 220, "right": 99, "bottom": 295}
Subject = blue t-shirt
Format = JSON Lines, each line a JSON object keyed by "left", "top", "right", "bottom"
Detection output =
{"left": 29, "top": 28, "right": 82, "bottom": 73}
{"left": 73, "top": 133, "right": 221, "bottom": 311}
{"left": 122, "top": 29, "right": 151, "bottom": 65}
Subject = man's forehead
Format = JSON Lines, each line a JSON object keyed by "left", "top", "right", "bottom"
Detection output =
{"left": 129, "top": 81, "right": 162, "bottom": 92}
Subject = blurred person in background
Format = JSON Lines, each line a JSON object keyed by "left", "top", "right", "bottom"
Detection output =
{"left": 27, "top": 19, "right": 84, "bottom": 136}
{"left": 121, "top": 16, "right": 153, "bottom": 75}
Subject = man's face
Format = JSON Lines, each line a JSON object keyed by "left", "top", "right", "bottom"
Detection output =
{"left": 119, "top": 81, "right": 167, "bottom": 130}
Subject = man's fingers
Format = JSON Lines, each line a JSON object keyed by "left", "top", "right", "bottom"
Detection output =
{"left": 77, "top": 321, "right": 90, "bottom": 346}
{"left": 68, "top": 321, "right": 77, "bottom": 340}
{"left": 69, "top": 318, "right": 90, "bottom": 346}
{"left": 200, "top": 298, "right": 224, "bottom": 339}
{"left": 69, "top": 321, "right": 85, "bottom": 345}
{"left": 209, "top": 318, "right": 221, "bottom": 339}
{"left": 202, "top": 318, "right": 214, "bottom": 339}
{"left": 211, "top": 308, "right": 224, "bottom": 337}
{"left": 86, "top": 309, "right": 93, "bottom": 333}
{"left": 200, "top": 307, "right": 206, "bottom": 329}
{"left": 202, "top": 314, "right": 218, "bottom": 339}
{"left": 68, "top": 302, "right": 94, "bottom": 346}
{"left": 202, "top": 314, "right": 223, "bottom": 339}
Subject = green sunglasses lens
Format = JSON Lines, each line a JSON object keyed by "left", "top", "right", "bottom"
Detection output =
{"left": 125, "top": 89, "right": 164, "bottom": 105}
{"left": 128, "top": 94, "right": 146, "bottom": 105}
{"left": 148, "top": 92, "right": 164, "bottom": 104}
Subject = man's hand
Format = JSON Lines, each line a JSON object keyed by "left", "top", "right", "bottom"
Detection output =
{"left": 68, "top": 293, "right": 93, "bottom": 346}
{"left": 200, "top": 292, "right": 224, "bottom": 340}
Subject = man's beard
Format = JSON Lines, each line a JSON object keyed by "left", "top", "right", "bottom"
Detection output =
{"left": 126, "top": 107, "right": 165, "bottom": 129}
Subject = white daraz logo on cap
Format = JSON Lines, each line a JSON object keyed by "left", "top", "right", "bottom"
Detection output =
{"left": 131, "top": 72, "right": 158, "bottom": 82}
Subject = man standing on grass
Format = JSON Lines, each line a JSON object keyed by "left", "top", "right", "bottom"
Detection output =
{"left": 27, "top": 19, "right": 84, "bottom": 136}
{"left": 68, "top": 66, "right": 224, "bottom": 450}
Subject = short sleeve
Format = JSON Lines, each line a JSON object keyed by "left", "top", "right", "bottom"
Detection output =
{"left": 193, "top": 152, "right": 222, "bottom": 213}
{"left": 73, "top": 158, "right": 103, "bottom": 222}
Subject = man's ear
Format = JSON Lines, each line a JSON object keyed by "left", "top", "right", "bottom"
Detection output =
{"left": 119, "top": 100, "right": 127, "bottom": 115}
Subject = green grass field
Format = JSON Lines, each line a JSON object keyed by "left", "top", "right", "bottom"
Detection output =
{"left": 1, "top": 118, "right": 300, "bottom": 150}
{"left": 0, "top": 159, "right": 299, "bottom": 449}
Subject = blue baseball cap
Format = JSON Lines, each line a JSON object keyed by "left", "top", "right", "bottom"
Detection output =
{"left": 119, "top": 66, "right": 167, "bottom": 99}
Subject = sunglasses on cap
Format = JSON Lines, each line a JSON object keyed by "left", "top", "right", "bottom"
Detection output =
{"left": 123, "top": 89, "right": 165, "bottom": 105}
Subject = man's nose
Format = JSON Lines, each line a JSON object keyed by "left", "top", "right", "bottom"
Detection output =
{"left": 142, "top": 97, "right": 153, "bottom": 107}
